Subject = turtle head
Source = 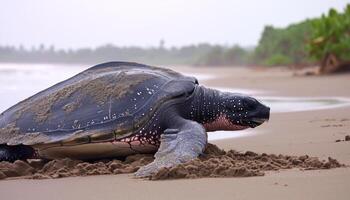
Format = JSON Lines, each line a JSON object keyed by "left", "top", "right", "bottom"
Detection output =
{"left": 194, "top": 87, "right": 270, "bottom": 131}
{"left": 219, "top": 93, "right": 270, "bottom": 130}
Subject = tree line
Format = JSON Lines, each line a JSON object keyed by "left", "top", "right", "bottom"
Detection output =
{"left": 0, "top": 43, "right": 253, "bottom": 66}
{"left": 1, "top": 4, "right": 349, "bottom": 68}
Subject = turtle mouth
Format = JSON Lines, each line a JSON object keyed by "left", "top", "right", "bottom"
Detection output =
{"left": 246, "top": 118, "right": 268, "bottom": 128}
{"left": 228, "top": 123, "right": 250, "bottom": 130}
{"left": 245, "top": 105, "right": 270, "bottom": 128}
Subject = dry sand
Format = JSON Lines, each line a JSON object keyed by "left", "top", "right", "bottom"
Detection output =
{"left": 1, "top": 66, "right": 350, "bottom": 200}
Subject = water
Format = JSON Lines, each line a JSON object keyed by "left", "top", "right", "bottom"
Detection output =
{"left": 1, "top": 63, "right": 349, "bottom": 141}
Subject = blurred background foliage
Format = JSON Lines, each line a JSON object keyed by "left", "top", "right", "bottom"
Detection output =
{"left": 0, "top": 4, "right": 348, "bottom": 68}
{"left": 308, "top": 5, "right": 350, "bottom": 62}
{"left": 254, "top": 21, "right": 315, "bottom": 66}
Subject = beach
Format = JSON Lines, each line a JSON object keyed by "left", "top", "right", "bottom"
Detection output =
{"left": 0, "top": 65, "right": 349, "bottom": 200}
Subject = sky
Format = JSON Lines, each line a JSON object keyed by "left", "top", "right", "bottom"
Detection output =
{"left": 0, "top": 0, "right": 348, "bottom": 49}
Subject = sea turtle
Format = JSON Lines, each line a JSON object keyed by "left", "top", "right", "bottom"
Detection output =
{"left": 0, "top": 61, "right": 270, "bottom": 177}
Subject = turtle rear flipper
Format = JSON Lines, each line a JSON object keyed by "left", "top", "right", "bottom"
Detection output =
{"left": 135, "top": 119, "right": 207, "bottom": 178}
{"left": 0, "top": 144, "right": 35, "bottom": 162}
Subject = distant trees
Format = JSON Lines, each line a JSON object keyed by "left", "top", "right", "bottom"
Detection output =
{"left": 254, "top": 21, "right": 314, "bottom": 66}
{"left": 0, "top": 43, "right": 250, "bottom": 66}
{"left": 253, "top": 4, "right": 350, "bottom": 70}
{"left": 196, "top": 45, "right": 251, "bottom": 66}
{"left": 308, "top": 5, "right": 350, "bottom": 73}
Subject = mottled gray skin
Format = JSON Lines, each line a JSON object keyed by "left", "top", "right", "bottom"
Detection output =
{"left": 0, "top": 61, "right": 270, "bottom": 177}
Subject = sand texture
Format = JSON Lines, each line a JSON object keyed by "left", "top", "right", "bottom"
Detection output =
{"left": 0, "top": 143, "right": 344, "bottom": 180}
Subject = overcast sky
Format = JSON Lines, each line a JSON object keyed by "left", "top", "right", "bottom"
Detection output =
{"left": 0, "top": 0, "right": 348, "bottom": 49}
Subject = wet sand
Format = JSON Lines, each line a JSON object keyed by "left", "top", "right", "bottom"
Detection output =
{"left": 1, "top": 66, "right": 350, "bottom": 200}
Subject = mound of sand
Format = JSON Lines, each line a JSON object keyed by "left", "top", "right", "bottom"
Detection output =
{"left": 0, "top": 144, "right": 344, "bottom": 181}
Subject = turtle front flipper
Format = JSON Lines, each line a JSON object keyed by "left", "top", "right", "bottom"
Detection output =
{"left": 135, "top": 119, "right": 207, "bottom": 178}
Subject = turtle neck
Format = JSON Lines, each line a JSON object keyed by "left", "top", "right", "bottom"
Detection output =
{"left": 187, "top": 85, "right": 223, "bottom": 125}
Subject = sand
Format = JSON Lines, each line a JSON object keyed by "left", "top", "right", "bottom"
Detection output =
{"left": 0, "top": 66, "right": 350, "bottom": 200}
{"left": 0, "top": 143, "right": 343, "bottom": 180}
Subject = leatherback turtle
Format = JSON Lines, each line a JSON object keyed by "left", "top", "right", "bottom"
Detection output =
{"left": 0, "top": 62, "right": 270, "bottom": 177}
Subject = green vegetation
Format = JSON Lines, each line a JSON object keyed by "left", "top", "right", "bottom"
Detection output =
{"left": 254, "top": 4, "right": 350, "bottom": 68}
{"left": 195, "top": 45, "right": 251, "bottom": 66}
{"left": 262, "top": 54, "right": 292, "bottom": 66}
{"left": 254, "top": 21, "right": 315, "bottom": 66}
{"left": 307, "top": 5, "right": 350, "bottom": 72}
